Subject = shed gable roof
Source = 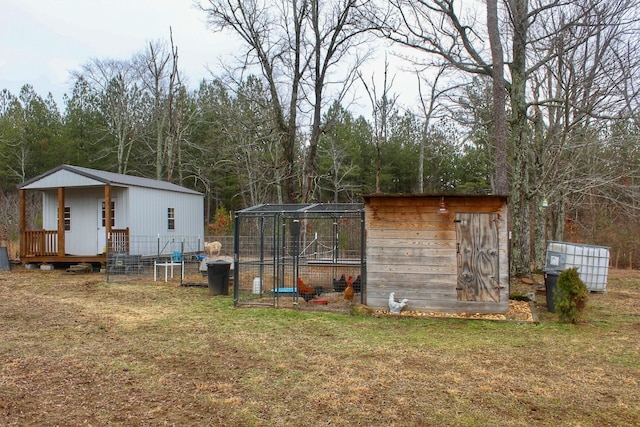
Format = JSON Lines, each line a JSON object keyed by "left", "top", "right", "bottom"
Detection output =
{"left": 18, "top": 164, "right": 202, "bottom": 195}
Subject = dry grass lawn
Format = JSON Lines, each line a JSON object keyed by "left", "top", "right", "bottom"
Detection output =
{"left": 1, "top": 267, "right": 638, "bottom": 426}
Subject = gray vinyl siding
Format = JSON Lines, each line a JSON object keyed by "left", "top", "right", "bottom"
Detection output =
{"left": 126, "top": 186, "right": 203, "bottom": 240}
{"left": 22, "top": 169, "right": 103, "bottom": 189}
{"left": 40, "top": 185, "right": 202, "bottom": 256}
{"left": 43, "top": 188, "right": 105, "bottom": 255}
{"left": 42, "top": 191, "right": 58, "bottom": 230}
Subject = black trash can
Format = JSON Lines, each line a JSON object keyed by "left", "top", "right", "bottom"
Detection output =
{"left": 544, "top": 270, "right": 560, "bottom": 312}
{"left": 207, "top": 260, "right": 231, "bottom": 295}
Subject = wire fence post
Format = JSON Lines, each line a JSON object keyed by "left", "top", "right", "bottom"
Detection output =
{"left": 180, "top": 240, "right": 185, "bottom": 286}
{"left": 106, "top": 232, "right": 110, "bottom": 283}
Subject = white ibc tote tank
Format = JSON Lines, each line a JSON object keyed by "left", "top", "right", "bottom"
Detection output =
{"left": 546, "top": 241, "right": 610, "bottom": 292}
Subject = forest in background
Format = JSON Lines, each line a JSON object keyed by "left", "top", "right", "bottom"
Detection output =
{"left": 1, "top": 0, "right": 640, "bottom": 273}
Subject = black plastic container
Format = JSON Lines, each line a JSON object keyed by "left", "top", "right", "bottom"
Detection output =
{"left": 544, "top": 270, "right": 560, "bottom": 313}
{"left": 207, "top": 260, "right": 231, "bottom": 295}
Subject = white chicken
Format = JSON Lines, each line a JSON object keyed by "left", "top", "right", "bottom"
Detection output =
{"left": 388, "top": 292, "right": 409, "bottom": 314}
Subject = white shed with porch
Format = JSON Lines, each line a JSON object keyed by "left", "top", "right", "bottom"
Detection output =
{"left": 18, "top": 164, "right": 204, "bottom": 263}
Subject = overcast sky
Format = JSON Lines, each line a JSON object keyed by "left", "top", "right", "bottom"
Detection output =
{"left": 0, "top": 0, "right": 419, "bottom": 115}
{"left": 0, "top": 0, "right": 236, "bottom": 105}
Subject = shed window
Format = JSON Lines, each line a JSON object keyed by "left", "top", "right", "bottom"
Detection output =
{"left": 168, "top": 208, "right": 175, "bottom": 231}
{"left": 101, "top": 201, "right": 115, "bottom": 227}
{"left": 64, "top": 207, "right": 71, "bottom": 231}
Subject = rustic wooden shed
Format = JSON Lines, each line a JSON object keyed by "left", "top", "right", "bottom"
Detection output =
{"left": 364, "top": 194, "right": 510, "bottom": 314}
{"left": 17, "top": 164, "right": 203, "bottom": 265}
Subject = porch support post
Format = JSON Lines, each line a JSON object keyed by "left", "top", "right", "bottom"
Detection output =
{"left": 104, "top": 184, "right": 112, "bottom": 252}
{"left": 57, "top": 187, "right": 65, "bottom": 256}
{"left": 19, "top": 189, "right": 26, "bottom": 260}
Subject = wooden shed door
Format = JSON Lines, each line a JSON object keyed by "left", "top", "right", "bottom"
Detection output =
{"left": 456, "top": 213, "right": 500, "bottom": 302}
{"left": 97, "top": 199, "right": 116, "bottom": 254}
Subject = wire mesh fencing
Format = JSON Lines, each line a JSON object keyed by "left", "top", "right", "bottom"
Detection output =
{"left": 105, "top": 235, "right": 233, "bottom": 285}
{"left": 102, "top": 205, "right": 367, "bottom": 313}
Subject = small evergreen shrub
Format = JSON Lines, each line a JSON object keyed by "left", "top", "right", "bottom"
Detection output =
{"left": 207, "top": 207, "right": 233, "bottom": 235}
{"left": 555, "top": 267, "right": 589, "bottom": 323}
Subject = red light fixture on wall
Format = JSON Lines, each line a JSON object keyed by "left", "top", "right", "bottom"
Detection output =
{"left": 438, "top": 196, "right": 449, "bottom": 214}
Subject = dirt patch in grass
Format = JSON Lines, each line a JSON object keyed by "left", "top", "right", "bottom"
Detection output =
{"left": 1, "top": 267, "right": 639, "bottom": 426}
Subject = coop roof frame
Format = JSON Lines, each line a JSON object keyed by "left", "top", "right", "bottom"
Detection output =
{"left": 236, "top": 203, "right": 364, "bottom": 217}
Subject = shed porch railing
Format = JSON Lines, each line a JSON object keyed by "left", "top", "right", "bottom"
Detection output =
{"left": 23, "top": 230, "right": 58, "bottom": 256}
{"left": 109, "top": 228, "right": 130, "bottom": 254}
{"left": 22, "top": 228, "right": 130, "bottom": 257}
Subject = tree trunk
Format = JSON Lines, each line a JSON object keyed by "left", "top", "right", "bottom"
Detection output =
{"left": 486, "top": 0, "right": 508, "bottom": 195}
{"left": 533, "top": 197, "right": 547, "bottom": 271}
{"left": 508, "top": 0, "right": 531, "bottom": 277}
{"left": 418, "top": 133, "right": 425, "bottom": 193}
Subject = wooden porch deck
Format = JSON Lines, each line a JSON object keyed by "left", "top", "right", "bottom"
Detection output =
{"left": 21, "top": 228, "right": 129, "bottom": 265}
{"left": 22, "top": 254, "right": 107, "bottom": 265}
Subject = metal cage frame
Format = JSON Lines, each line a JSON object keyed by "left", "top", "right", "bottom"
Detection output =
{"left": 233, "top": 203, "right": 366, "bottom": 308}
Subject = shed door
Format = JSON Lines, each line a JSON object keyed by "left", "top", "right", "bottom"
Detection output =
{"left": 97, "top": 199, "right": 116, "bottom": 254}
{"left": 456, "top": 212, "right": 500, "bottom": 302}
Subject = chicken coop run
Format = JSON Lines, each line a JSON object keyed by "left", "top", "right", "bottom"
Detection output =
{"left": 233, "top": 203, "right": 365, "bottom": 310}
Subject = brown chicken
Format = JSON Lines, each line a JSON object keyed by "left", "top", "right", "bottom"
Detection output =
{"left": 343, "top": 275, "right": 355, "bottom": 302}
{"left": 297, "top": 277, "right": 315, "bottom": 302}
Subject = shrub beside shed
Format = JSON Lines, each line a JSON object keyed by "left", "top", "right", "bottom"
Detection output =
{"left": 364, "top": 194, "right": 510, "bottom": 314}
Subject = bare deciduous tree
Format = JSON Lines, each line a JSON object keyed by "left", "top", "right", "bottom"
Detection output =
{"left": 486, "top": 0, "right": 508, "bottom": 195}
{"left": 136, "top": 40, "right": 171, "bottom": 180}
{"left": 74, "top": 59, "right": 147, "bottom": 174}
{"left": 198, "top": 0, "right": 368, "bottom": 203}
{"left": 359, "top": 58, "right": 398, "bottom": 193}
{"left": 416, "top": 65, "right": 461, "bottom": 193}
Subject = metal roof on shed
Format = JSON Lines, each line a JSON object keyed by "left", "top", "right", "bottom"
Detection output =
{"left": 18, "top": 164, "right": 202, "bottom": 195}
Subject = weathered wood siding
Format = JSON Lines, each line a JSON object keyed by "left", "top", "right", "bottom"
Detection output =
{"left": 455, "top": 212, "right": 500, "bottom": 303}
{"left": 365, "top": 195, "right": 509, "bottom": 314}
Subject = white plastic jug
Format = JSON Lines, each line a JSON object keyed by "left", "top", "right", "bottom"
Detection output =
{"left": 252, "top": 277, "right": 262, "bottom": 294}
